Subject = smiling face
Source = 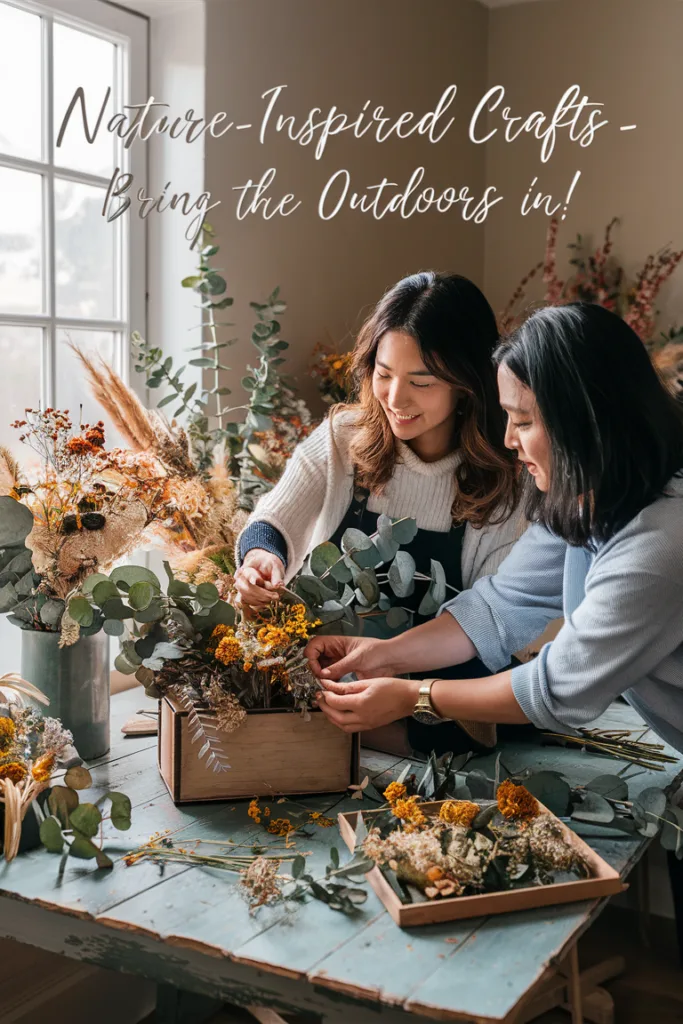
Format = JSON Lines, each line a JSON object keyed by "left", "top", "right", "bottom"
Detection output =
{"left": 372, "top": 330, "right": 459, "bottom": 459}
{"left": 497, "top": 363, "right": 552, "bottom": 491}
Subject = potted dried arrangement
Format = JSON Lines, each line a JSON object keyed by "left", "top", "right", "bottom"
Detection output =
{"left": 339, "top": 776, "right": 624, "bottom": 927}
{"left": 309, "top": 343, "right": 355, "bottom": 405}
{"left": 0, "top": 673, "right": 76, "bottom": 861}
{"left": 71, "top": 512, "right": 448, "bottom": 802}
{"left": 502, "top": 217, "right": 683, "bottom": 397}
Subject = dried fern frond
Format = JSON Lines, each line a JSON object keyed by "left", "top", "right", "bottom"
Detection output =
{"left": 0, "top": 446, "right": 22, "bottom": 496}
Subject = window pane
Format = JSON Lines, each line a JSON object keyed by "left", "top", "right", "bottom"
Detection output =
{"left": 0, "top": 168, "right": 43, "bottom": 314}
{"left": 55, "top": 328, "right": 124, "bottom": 446}
{"left": 0, "top": 3, "right": 42, "bottom": 160}
{"left": 53, "top": 22, "right": 116, "bottom": 177}
{"left": 0, "top": 325, "right": 42, "bottom": 462}
{"left": 55, "top": 179, "right": 115, "bottom": 319}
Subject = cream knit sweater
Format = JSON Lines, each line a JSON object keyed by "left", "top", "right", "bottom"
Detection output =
{"left": 237, "top": 409, "right": 526, "bottom": 587}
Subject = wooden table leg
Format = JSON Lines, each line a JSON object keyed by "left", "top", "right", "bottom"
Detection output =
{"left": 567, "top": 945, "right": 583, "bottom": 1024}
{"left": 155, "top": 984, "right": 223, "bottom": 1024}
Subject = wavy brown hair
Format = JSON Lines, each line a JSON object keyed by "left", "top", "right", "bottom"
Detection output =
{"left": 340, "top": 272, "right": 519, "bottom": 527}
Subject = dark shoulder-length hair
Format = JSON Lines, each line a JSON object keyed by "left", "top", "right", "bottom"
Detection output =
{"left": 340, "top": 271, "right": 519, "bottom": 528}
{"left": 494, "top": 302, "right": 683, "bottom": 545}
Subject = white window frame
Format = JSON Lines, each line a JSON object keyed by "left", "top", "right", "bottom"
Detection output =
{"left": 0, "top": 0, "right": 148, "bottom": 397}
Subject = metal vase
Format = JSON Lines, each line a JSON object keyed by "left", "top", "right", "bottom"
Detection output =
{"left": 20, "top": 630, "right": 110, "bottom": 760}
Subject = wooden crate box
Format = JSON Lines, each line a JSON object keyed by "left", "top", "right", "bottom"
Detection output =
{"left": 158, "top": 693, "right": 360, "bottom": 803}
{"left": 338, "top": 800, "right": 626, "bottom": 927}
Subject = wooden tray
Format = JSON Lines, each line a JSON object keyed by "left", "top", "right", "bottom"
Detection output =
{"left": 158, "top": 693, "right": 359, "bottom": 803}
{"left": 338, "top": 800, "right": 626, "bottom": 927}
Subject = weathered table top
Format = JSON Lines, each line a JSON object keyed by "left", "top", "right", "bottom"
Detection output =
{"left": 1, "top": 688, "right": 681, "bottom": 1024}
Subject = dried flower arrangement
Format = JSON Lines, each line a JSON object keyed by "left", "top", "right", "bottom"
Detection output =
{"left": 133, "top": 225, "right": 313, "bottom": 512}
{"left": 501, "top": 217, "right": 683, "bottom": 396}
{"left": 0, "top": 673, "right": 75, "bottom": 860}
{"left": 70, "top": 515, "right": 447, "bottom": 775}
{"left": 310, "top": 343, "right": 354, "bottom": 405}
{"left": 354, "top": 780, "right": 590, "bottom": 905}
{"left": 0, "top": 388, "right": 239, "bottom": 645}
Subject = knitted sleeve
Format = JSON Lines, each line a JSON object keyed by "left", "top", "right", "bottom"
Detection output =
{"left": 238, "top": 522, "right": 289, "bottom": 569}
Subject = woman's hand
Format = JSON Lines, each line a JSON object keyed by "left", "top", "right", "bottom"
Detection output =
{"left": 315, "top": 677, "right": 418, "bottom": 732}
{"left": 233, "top": 549, "right": 285, "bottom": 609}
{"left": 304, "top": 635, "right": 399, "bottom": 680}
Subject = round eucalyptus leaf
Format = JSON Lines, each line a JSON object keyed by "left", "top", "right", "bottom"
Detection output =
{"left": 390, "top": 517, "right": 418, "bottom": 545}
{"left": 70, "top": 802, "right": 102, "bottom": 838}
{"left": 91, "top": 580, "right": 120, "bottom": 606}
{"left": 632, "top": 787, "right": 667, "bottom": 836}
{"left": 68, "top": 596, "right": 94, "bottom": 627}
{"left": 128, "top": 581, "right": 155, "bottom": 611}
{"left": 68, "top": 832, "right": 100, "bottom": 860}
{"left": 64, "top": 765, "right": 92, "bottom": 790}
{"left": 0, "top": 495, "right": 34, "bottom": 547}
{"left": 341, "top": 528, "right": 373, "bottom": 556}
{"left": 133, "top": 600, "right": 166, "bottom": 623}
{"left": 388, "top": 551, "right": 416, "bottom": 598}
{"left": 107, "top": 791, "right": 132, "bottom": 831}
{"left": 196, "top": 582, "right": 220, "bottom": 607}
{"left": 168, "top": 579, "right": 193, "bottom": 599}
{"left": 81, "top": 573, "right": 109, "bottom": 595}
{"left": 48, "top": 785, "right": 79, "bottom": 826}
{"left": 351, "top": 542, "right": 382, "bottom": 570}
{"left": 585, "top": 774, "right": 629, "bottom": 802}
{"left": 429, "top": 559, "right": 447, "bottom": 606}
{"left": 660, "top": 808, "right": 683, "bottom": 852}
{"left": 310, "top": 542, "right": 342, "bottom": 578}
{"left": 329, "top": 558, "right": 353, "bottom": 583}
{"left": 417, "top": 592, "right": 440, "bottom": 617}
{"left": 522, "top": 771, "right": 571, "bottom": 816}
{"left": 39, "top": 598, "right": 64, "bottom": 628}
{"left": 385, "top": 606, "right": 410, "bottom": 629}
{"left": 39, "top": 815, "right": 65, "bottom": 854}
{"left": 375, "top": 535, "right": 399, "bottom": 565}
{"left": 571, "top": 790, "right": 615, "bottom": 824}
{"left": 0, "top": 581, "right": 18, "bottom": 613}
{"left": 103, "top": 618, "right": 125, "bottom": 637}
{"left": 110, "top": 565, "right": 161, "bottom": 591}
{"left": 354, "top": 570, "right": 379, "bottom": 605}
{"left": 114, "top": 652, "right": 138, "bottom": 675}
{"left": 101, "top": 597, "right": 132, "bottom": 620}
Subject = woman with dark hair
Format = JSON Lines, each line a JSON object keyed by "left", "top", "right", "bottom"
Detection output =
{"left": 307, "top": 302, "right": 683, "bottom": 755}
{"left": 233, "top": 271, "right": 525, "bottom": 754}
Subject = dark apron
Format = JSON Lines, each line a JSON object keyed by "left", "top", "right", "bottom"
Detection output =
{"left": 329, "top": 484, "right": 494, "bottom": 755}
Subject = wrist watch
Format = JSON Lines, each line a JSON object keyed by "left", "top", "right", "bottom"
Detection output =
{"left": 412, "top": 679, "right": 451, "bottom": 725}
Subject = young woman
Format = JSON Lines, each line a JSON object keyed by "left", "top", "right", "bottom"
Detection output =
{"left": 233, "top": 271, "right": 525, "bottom": 753}
{"left": 307, "top": 302, "right": 683, "bottom": 755}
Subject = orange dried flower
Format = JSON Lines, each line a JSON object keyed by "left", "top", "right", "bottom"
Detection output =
{"left": 267, "top": 817, "right": 295, "bottom": 837}
{"left": 0, "top": 717, "right": 16, "bottom": 754}
{"left": 31, "top": 752, "right": 56, "bottom": 784}
{"left": 391, "top": 795, "right": 427, "bottom": 828}
{"left": 66, "top": 436, "right": 97, "bottom": 456}
{"left": 497, "top": 779, "right": 539, "bottom": 821}
{"left": 215, "top": 633, "right": 241, "bottom": 666}
{"left": 248, "top": 798, "right": 261, "bottom": 824}
{"left": 383, "top": 781, "right": 407, "bottom": 805}
{"left": 0, "top": 761, "right": 28, "bottom": 783}
{"left": 438, "top": 800, "right": 481, "bottom": 828}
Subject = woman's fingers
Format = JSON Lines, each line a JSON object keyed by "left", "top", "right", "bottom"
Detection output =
{"left": 321, "top": 679, "right": 367, "bottom": 696}
{"left": 305, "top": 635, "right": 350, "bottom": 676}
{"left": 320, "top": 688, "right": 364, "bottom": 710}
{"left": 316, "top": 700, "right": 360, "bottom": 731}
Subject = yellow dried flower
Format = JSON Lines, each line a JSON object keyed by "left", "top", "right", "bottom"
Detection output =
{"left": 438, "top": 800, "right": 481, "bottom": 828}
{"left": 383, "top": 781, "right": 407, "bottom": 805}
{"left": 248, "top": 798, "right": 261, "bottom": 824}
{"left": 497, "top": 779, "right": 539, "bottom": 822}
{"left": 391, "top": 795, "right": 427, "bottom": 828}
{"left": 309, "top": 811, "right": 335, "bottom": 827}
{"left": 0, "top": 717, "right": 16, "bottom": 754}
{"left": 267, "top": 817, "right": 295, "bottom": 837}
{"left": 31, "top": 752, "right": 56, "bottom": 784}
{"left": 0, "top": 761, "right": 28, "bottom": 783}
{"left": 215, "top": 633, "right": 242, "bottom": 666}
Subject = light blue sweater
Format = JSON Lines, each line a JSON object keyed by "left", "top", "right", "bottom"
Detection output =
{"left": 442, "top": 475, "right": 683, "bottom": 754}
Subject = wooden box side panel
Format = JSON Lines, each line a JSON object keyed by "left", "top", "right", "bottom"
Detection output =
{"left": 338, "top": 800, "right": 626, "bottom": 927}
{"left": 158, "top": 697, "right": 178, "bottom": 801}
{"left": 171, "top": 707, "right": 354, "bottom": 801}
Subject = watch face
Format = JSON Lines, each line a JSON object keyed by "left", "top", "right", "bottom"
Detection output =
{"left": 412, "top": 709, "right": 441, "bottom": 725}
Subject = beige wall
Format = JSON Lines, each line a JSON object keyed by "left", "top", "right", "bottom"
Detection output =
{"left": 484, "top": 0, "right": 683, "bottom": 326}
{"left": 204, "top": 0, "right": 489, "bottom": 409}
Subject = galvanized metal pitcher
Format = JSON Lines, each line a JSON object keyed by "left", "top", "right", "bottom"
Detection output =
{"left": 20, "top": 631, "right": 110, "bottom": 760}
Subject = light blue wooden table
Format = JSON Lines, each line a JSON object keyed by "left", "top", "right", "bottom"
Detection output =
{"left": 0, "top": 688, "right": 681, "bottom": 1024}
